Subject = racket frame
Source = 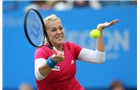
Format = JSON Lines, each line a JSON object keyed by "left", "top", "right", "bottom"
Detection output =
{"left": 24, "top": 8, "right": 48, "bottom": 47}
{"left": 24, "top": 8, "right": 59, "bottom": 55}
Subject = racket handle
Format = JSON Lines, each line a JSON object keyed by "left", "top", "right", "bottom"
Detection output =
{"left": 53, "top": 46, "right": 59, "bottom": 55}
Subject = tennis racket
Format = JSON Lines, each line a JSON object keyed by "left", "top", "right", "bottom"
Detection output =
{"left": 24, "top": 8, "right": 59, "bottom": 55}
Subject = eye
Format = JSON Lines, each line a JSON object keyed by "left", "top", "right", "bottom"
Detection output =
{"left": 59, "top": 27, "right": 63, "bottom": 30}
{"left": 51, "top": 29, "right": 56, "bottom": 32}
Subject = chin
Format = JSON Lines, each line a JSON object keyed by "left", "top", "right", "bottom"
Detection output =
{"left": 55, "top": 40, "right": 64, "bottom": 45}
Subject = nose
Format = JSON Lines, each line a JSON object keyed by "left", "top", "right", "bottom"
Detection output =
{"left": 56, "top": 29, "right": 61, "bottom": 34}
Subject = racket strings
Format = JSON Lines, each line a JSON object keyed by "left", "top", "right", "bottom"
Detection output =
{"left": 24, "top": 8, "right": 54, "bottom": 48}
{"left": 26, "top": 10, "right": 44, "bottom": 46}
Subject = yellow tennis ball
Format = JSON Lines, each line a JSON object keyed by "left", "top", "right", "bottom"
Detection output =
{"left": 90, "top": 29, "right": 101, "bottom": 39}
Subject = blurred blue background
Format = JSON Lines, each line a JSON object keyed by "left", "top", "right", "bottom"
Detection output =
{"left": 2, "top": 0, "right": 137, "bottom": 90}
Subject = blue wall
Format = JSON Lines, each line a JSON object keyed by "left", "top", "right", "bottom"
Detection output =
{"left": 3, "top": 6, "right": 137, "bottom": 89}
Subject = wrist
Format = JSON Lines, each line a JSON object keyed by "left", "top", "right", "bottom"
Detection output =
{"left": 97, "top": 28, "right": 102, "bottom": 31}
{"left": 97, "top": 28, "right": 103, "bottom": 33}
{"left": 46, "top": 56, "right": 57, "bottom": 68}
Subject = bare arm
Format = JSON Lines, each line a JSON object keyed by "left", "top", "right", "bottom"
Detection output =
{"left": 77, "top": 19, "right": 119, "bottom": 63}
{"left": 96, "top": 19, "right": 119, "bottom": 52}
{"left": 39, "top": 63, "right": 52, "bottom": 76}
{"left": 35, "top": 51, "right": 64, "bottom": 80}
{"left": 96, "top": 31, "right": 104, "bottom": 52}
{"left": 34, "top": 58, "right": 52, "bottom": 80}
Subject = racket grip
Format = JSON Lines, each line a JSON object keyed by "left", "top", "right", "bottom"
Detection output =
{"left": 53, "top": 46, "right": 59, "bottom": 55}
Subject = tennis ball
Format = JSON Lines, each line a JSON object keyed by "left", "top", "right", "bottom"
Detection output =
{"left": 90, "top": 29, "right": 100, "bottom": 39}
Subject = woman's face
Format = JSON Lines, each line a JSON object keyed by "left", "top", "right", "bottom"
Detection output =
{"left": 46, "top": 19, "right": 65, "bottom": 46}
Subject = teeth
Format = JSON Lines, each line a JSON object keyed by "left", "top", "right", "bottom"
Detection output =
{"left": 57, "top": 36, "right": 62, "bottom": 39}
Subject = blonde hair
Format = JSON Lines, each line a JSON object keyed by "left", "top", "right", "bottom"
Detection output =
{"left": 42, "top": 14, "right": 60, "bottom": 44}
{"left": 43, "top": 14, "right": 60, "bottom": 26}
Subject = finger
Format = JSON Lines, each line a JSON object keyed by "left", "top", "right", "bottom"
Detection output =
{"left": 61, "top": 53, "right": 64, "bottom": 57}
{"left": 114, "top": 19, "right": 119, "bottom": 22}
{"left": 57, "top": 51, "right": 63, "bottom": 55}
{"left": 52, "top": 54, "right": 55, "bottom": 57}
{"left": 112, "top": 19, "right": 119, "bottom": 23}
{"left": 112, "top": 20, "right": 119, "bottom": 25}
{"left": 109, "top": 19, "right": 118, "bottom": 25}
{"left": 108, "top": 21, "right": 114, "bottom": 25}
{"left": 58, "top": 52, "right": 64, "bottom": 57}
{"left": 62, "top": 55, "right": 65, "bottom": 60}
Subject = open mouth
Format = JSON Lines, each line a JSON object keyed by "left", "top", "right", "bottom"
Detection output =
{"left": 56, "top": 36, "right": 63, "bottom": 40}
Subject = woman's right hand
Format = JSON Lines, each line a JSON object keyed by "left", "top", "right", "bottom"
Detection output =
{"left": 52, "top": 51, "right": 64, "bottom": 63}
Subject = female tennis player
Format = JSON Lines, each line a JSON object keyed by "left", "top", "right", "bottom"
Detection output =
{"left": 34, "top": 14, "right": 119, "bottom": 90}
